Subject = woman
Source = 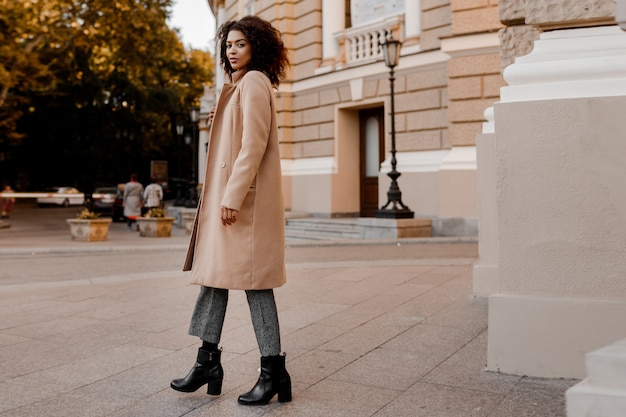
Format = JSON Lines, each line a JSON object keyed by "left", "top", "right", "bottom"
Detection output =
{"left": 170, "top": 16, "right": 291, "bottom": 406}
{"left": 1, "top": 183, "right": 15, "bottom": 219}
{"left": 122, "top": 173, "right": 143, "bottom": 229}
{"left": 142, "top": 177, "right": 163, "bottom": 215}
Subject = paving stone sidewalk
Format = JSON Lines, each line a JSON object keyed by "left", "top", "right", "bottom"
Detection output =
{"left": 0, "top": 203, "right": 577, "bottom": 416}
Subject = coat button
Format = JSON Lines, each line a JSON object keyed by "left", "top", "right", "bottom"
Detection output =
{"left": 219, "top": 162, "right": 226, "bottom": 168}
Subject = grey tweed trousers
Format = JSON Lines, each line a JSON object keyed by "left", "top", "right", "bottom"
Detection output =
{"left": 188, "top": 286, "right": 281, "bottom": 357}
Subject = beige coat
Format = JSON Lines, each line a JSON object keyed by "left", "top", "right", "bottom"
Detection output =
{"left": 183, "top": 70, "right": 286, "bottom": 290}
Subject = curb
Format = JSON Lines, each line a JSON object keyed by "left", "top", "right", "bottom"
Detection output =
{"left": 0, "top": 243, "right": 190, "bottom": 256}
{"left": 0, "top": 236, "right": 478, "bottom": 256}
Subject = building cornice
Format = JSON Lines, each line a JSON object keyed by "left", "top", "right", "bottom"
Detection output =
{"left": 501, "top": 26, "right": 626, "bottom": 102}
{"left": 281, "top": 50, "right": 449, "bottom": 94}
{"left": 440, "top": 32, "right": 501, "bottom": 58}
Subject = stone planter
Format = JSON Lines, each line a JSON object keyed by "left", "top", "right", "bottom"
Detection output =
{"left": 66, "top": 218, "right": 112, "bottom": 241}
{"left": 136, "top": 217, "right": 174, "bottom": 237}
{"left": 180, "top": 209, "right": 196, "bottom": 234}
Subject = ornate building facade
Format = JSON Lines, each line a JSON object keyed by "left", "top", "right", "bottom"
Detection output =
{"left": 204, "top": 0, "right": 504, "bottom": 236}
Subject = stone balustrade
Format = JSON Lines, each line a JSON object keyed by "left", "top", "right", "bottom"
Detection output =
{"left": 334, "top": 14, "right": 404, "bottom": 68}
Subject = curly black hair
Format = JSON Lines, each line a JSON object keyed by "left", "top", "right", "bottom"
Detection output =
{"left": 217, "top": 15, "right": 289, "bottom": 87}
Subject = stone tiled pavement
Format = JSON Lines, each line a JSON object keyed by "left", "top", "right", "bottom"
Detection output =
{"left": 0, "top": 203, "right": 577, "bottom": 416}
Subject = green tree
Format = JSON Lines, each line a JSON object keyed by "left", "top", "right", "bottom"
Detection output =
{"left": 0, "top": 0, "right": 72, "bottom": 145}
{"left": 1, "top": 0, "right": 214, "bottom": 190}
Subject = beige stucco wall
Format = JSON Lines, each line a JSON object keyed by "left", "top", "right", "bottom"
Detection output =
{"left": 488, "top": 96, "right": 626, "bottom": 378}
{"left": 476, "top": 0, "right": 626, "bottom": 379}
{"left": 495, "top": 97, "right": 626, "bottom": 301}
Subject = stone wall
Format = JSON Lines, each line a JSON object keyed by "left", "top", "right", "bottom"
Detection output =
{"left": 447, "top": 52, "right": 503, "bottom": 146}
{"left": 445, "top": 0, "right": 503, "bottom": 147}
{"left": 421, "top": 0, "right": 453, "bottom": 51}
{"left": 525, "top": 0, "right": 616, "bottom": 29}
{"left": 452, "top": 0, "right": 500, "bottom": 35}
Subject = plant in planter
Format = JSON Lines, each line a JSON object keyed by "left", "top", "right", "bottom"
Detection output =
{"left": 77, "top": 208, "right": 100, "bottom": 219}
{"left": 66, "top": 208, "right": 112, "bottom": 241}
{"left": 137, "top": 207, "right": 174, "bottom": 237}
{"left": 144, "top": 208, "right": 167, "bottom": 218}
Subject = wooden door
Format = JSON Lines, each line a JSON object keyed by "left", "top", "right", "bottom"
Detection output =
{"left": 359, "top": 108, "right": 384, "bottom": 217}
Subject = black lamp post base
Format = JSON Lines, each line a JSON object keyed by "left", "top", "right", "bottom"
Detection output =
{"left": 375, "top": 208, "right": 415, "bottom": 219}
{"left": 376, "top": 174, "right": 414, "bottom": 219}
{"left": 184, "top": 182, "right": 199, "bottom": 208}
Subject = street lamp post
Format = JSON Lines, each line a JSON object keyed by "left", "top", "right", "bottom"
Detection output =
{"left": 175, "top": 123, "right": 185, "bottom": 206}
{"left": 376, "top": 37, "right": 414, "bottom": 219}
{"left": 185, "top": 107, "right": 200, "bottom": 208}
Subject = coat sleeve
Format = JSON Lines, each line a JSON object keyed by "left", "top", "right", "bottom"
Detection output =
{"left": 221, "top": 71, "right": 273, "bottom": 211}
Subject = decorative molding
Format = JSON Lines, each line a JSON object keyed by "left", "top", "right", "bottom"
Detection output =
{"left": 380, "top": 149, "right": 450, "bottom": 173}
{"left": 281, "top": 157, "right": 336, "bottom": 176}
{"left": 281, "top": 50, "right": 449, "bottom": 94}
{"left": 281, "top": 150, "right": 469, "bottom": 177}
{"left": 482, "top": 106, "right": 495, "bottom": 134}
{"left": 350, "top": 78, "right": 364, "bottom": 101}
{"left": 440, "top": 32, "right": 500, "bottom": 58}
{"left": 501, "top": 26, "right": 626, "bottom": 103}
{"left": 440, "top": 146, "right": 477, "bottom": 171}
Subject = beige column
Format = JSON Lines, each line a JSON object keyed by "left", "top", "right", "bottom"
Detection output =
{"left": 404, "top": 0, "right": 421, "bottom": 47}
{"left": 321, "top": 0, "right": 345, "bottom": 65}
{"left": 487, "top": 25, "right": 626, "bottom": 379}
{"left": 214, "top": 2, "right": 226, "bottom": 96}
{"left": 473, "top": 108, "right": 499, "bottom": 297}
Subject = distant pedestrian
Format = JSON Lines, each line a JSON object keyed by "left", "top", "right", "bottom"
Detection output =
{"left": 142, "top": 177, "right": 163, "bottom": 215}
{"left": 122, "top": 173, "right": 143, "bottom": 230}
{"left": 1, "top": 183, "right": 15, "bottom": 219}
{"left": 171, "top": 16, "right": 291, "bottom": 406}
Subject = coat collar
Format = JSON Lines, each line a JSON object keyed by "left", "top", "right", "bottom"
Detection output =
{"left": 229, "top": 70, "right": 247, "bottom": 85}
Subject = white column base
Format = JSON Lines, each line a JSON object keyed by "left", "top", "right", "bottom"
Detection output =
{"left": 473, "top": 130, "right": 498, "bottom": 297}
{"left": 472, "top": 264, "right": 499, "bottom": 297}
{"left": 567, "top": 338, "right": 626, "bottom": 417}
{"left": 488, "top": 294, "right": 626, "bottom": 379}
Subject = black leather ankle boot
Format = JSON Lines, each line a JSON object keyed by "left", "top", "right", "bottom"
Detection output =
{"left": 238, "top": 354, "right": 292, "bottom": 406}
{"left": 171, "top": 348, "right": 223, "bottom": 395}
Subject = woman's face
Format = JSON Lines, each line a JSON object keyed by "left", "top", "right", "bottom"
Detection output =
{"left": 226, "top": 30, "right": 252, "bottom": 71}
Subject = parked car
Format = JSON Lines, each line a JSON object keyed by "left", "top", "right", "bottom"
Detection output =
{"left": 92, "top": 186, "right": 125, "bottom": 222}
{"left": 36, "top": 187, "right": 84, "bottom": 207}
{"left": 92, "top": 187, "right": 117, "bottom": 214}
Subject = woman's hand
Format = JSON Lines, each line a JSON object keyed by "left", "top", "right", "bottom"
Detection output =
{"left": 207, "top": 106, "right": 216, "bottom": 125}
{"left": 221, "top": 206, "right": 238, "bottom": 226}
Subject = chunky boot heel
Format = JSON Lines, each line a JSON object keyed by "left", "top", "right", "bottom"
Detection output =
{"left": 238, "top": 354, "right": 292, "bottom": 406}
{"left": 277, "top": 377, "right": 292, "bottom": 403}
{"left": 207, "top": 378, "right": 223, "bottom": 395}
{"left": 171, "top": 348, "right": 223, "bottom": 395}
